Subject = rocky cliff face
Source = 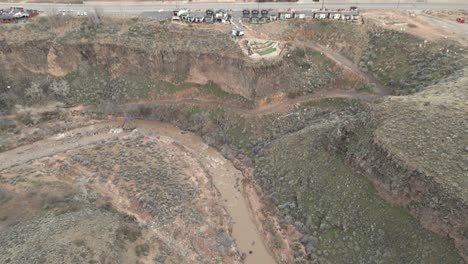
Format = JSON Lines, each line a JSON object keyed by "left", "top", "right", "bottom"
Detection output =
{"left": 47, "top": 42, "right": 298, "bottom": 98}
{"left": 0, "top": 19, "right": 349, "bottom": 110}
{"left": 88, "top": 98, "right": 462, "bottom": 263}
{"left": 328, "top": 69, "right": 468, "bottom": 261}
{"left": 1, "top": 16, "right": 467, "bottom": 263}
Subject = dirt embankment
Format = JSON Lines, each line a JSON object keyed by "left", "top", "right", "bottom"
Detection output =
{"left": 1, "top": 82, "right": 465, "bottom": 262}
{"left": 0, "top": 40, "right": 315, "bottom": 101}
{"left": 0, "top": 39, "right": 51, "bottom": 79}
{"left": 353, "top": 134, "right": 468, "bottom": 260}
{"left": 0, "top": 19, "right": 358, "bottom": 107}
{"left": 47, "top": 42, "right": 260, "bottom": 98}
{"left": 1, "top": 16, "right": 467, "bottom": 263}
{"left": 104, "top": 80, "right": 468, "bottom": 262}
{"left": 330, "top": 119, "right": 468, "bottom": 261}
{"left": 327, "top": 71, "right": 468, "bottom": 261}
{"left": 0, "top": 122, "right": 246, "bottom": 264}
{"left": 80, "top": 95, "right": 463, "bottom": 262}
{"left": 258, "top": 18, "right": 467, "bottom": 96}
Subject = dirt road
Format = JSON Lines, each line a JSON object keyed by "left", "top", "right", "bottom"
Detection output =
{"left": 300, "top": 41, "right": 391, "bottom": 96}
{"left": 416, "top": 12, "right": 468, "bottom": 44}
{"left": 118, "top": 90, "right": 377, "bottom": 119}
{"left": 0, "top": 122, "right": 119, "bottom": 171}
{"left": 240, "top": 22, "right": 390, "bottom": 97}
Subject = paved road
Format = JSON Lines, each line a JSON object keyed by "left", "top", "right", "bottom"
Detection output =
{"left": 1, "top": 2, "right": 467, "bottom": 16}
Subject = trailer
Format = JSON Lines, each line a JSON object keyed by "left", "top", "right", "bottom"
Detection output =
{"left": 329, "top": 12, "right": 341, "bottom": 20}
{"left": 314, "top": 11, "right": 329, "bottom": 19}
{"left": 278, "top": 11, "right": 295, "bottom": 20}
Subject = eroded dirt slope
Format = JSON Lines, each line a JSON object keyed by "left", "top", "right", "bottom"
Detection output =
{"left": 1, "top": 14, "right": 467, "bottom": 264}
{"left": 0, "top": 125, "right": 243, "bottom": 263}
{"left": 327, "top": 66, "right": 468, "bottom": 260}
{"left": 0, "top": 17, "right": 365, "bottom": 107}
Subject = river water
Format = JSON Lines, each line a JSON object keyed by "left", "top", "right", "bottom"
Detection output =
{"left": 135, "top": 120, "right": 276, "bottom": 264}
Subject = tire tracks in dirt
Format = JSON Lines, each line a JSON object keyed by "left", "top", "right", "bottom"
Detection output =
{"left": 0, "top": 89, "right": 380, "bottom": 169}
{"left": 240, "top": 21, "right": 390, "bottom": 96}
{"left": 0, "top": 122, "right": 120, "bottom": 171}
{"left": 299, "top": 41, "right": 391, "bottom": 96}
{"left": 119, "top": 90, "right": 378, "bottom": 118}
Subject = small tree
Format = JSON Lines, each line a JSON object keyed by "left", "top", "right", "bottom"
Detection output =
{"left": 50, "top": 79, "right": 70, "bottom": 98}
{"left": 25, "top": 82, "right": 44, "bottom": 100}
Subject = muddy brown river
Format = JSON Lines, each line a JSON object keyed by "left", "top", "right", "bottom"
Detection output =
{"left": 0, "top": 119, "right": 275, "bottom": 263}
{"left": 136, "top": 120, "right": 276, "bottom": 264}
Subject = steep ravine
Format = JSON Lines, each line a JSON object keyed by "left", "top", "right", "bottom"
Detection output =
{"left": 1, "top": 18, "right": 467, "bottom": 263}
{"left": 329, "top": 117, "right": 468, "bottom": 261}
{"left": 107, "top": 101, "right": 466, "bottom": 263}
{"left": 0, "top": 37, "right": 348, "bottom": 108}
{"left": 252, "top": 117, "right": 464, "bottom": 263}
{"left": 328, "top": 72, "right": 468, "bottom": 261}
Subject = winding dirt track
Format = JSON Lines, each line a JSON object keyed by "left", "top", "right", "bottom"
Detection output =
{"left": 0, "top": 123, "right": 119, "bottom": 171}
{"left": 240, "top": 21, "right": 390, "bottom": 97}
{"left": 0, "top": 83, "right": 383, "bottom": 264}
{"left": 0, "top": 89, "right": 380, "bottom": 170}
{"left": 118, "top": 90, "right": 378, "bottom": 119}
{"left": 301, "top": 41, "right": 391, "bottom": 96}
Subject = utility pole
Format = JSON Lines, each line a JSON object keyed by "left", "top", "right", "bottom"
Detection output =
{"left": 397, "top": 0, "right": 400, "bottom": 9}
{"left": 322, "top": 0, "right": 325, "bottom": 10}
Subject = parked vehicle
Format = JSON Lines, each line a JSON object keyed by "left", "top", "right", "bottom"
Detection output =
{"left": 232, "top": 27, "right": 244, "bottom": 37}
{"left": 172, "top": 9, "right": 189, "bottom": 21}
{"left": 0, "top": 6, "right": 39, "bottom": 23}
{"left": 59, "top": 9, "right": 74, "bottom": 16}
{"left": 456, "top": 18, "right": 465, "bottom": 24}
